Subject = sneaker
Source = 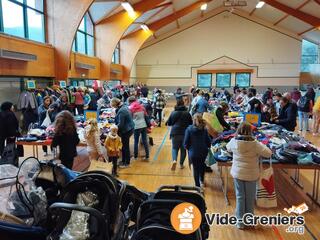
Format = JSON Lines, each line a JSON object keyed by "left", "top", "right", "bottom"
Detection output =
{"left": 179, "top": 164, "right": 185, "bottom": 169}
{"left": 171, "top": 161, "right": 177, "bottom": 171}
{"left": 143, "top": 157, "right": 150, "bottom": 161}
{"left": 200, "top": 182, "right": 205, "bottom": 188}
{"left": 118, "top": 163, "right": 128, "bottom": 168}
{"left": 43, "top": 152, "right": 48, "bottom": 157}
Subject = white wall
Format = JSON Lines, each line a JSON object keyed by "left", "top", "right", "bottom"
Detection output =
{"left": 133, "top": 12, "right": 301, "bottom": 89}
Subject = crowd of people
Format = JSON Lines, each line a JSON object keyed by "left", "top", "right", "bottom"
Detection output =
{"left": 168, "top": 84, "right": 320, "bottom": 229}
{"left": 2, "top": 82, "right": 320, "bottom": 230}
{"left": 0, "top": 83, "right": 168, "bottom": 176}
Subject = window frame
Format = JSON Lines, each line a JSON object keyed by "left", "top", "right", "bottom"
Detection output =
{"left": 197, "top": 73, "right": 212, "bottom": 88}
{"left": 112, "top": 43, "right": 120, "bottom": 64}
{"left": 0, "top": 0, "right": 45, "bottom": 42}
{"left": 301, "top": 39, "right": 319, "bottom": 72}
{"left": 216, "top": 73, "right": 231, "bottom": 88}
{"left": 74, "top": 13, "right": 95, "bottom": 56}
{"left": 235, "top": 72, "right": 251, "bottom": 88}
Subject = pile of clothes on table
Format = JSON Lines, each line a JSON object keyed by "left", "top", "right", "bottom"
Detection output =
{"left": 212, "top": 124, "right": 320, "bottom": 165}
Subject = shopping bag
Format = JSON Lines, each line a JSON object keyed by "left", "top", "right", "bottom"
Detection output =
{"left": 88, "top": 159, "right": 111, "bottom": 173}
{"left": 41, "top": 111, "right": 52, "bottom": 128}
{"left": 203, "top": 111, "right": 224, "bottom": 133}
{"left": 256, "top": 159, "right": 277, "bottom": 208}
{"left": 205, "top": 148, "right": 216, "bottom": 167}
{"left": 0, "top": 142, "right": 18, "bottom": 166}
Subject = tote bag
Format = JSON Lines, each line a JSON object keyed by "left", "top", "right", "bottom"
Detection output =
{"left": 256, "top": 159, "right": 277, "bottom": 208}
{"left": 203, "top": 111, "right": 224, "bottom": 133}
{"left": 41, "top": 111, "right": 52, "bottom": 128}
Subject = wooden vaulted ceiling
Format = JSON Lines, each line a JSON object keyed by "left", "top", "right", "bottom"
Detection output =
{"left": 90, "top": 0, "right": 320, "bottom": 44}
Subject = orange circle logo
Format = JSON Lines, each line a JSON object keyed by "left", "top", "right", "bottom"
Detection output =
{"left": 170, "top": 202, "right": 202, "bottom": 235}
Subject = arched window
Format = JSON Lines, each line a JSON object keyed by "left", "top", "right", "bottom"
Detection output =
{"left": 0, "top": 0, "right": 45, "bottom": 43}
{"left": 72, "top": 13, "right": 95, "bottom": 56}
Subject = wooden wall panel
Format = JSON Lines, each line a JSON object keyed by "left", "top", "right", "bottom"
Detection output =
{"left": 110, "top": 63, "right": 124, "bottom": 80}
{"left": 68, "top": 53, "right": 101, "bottom": 79}
{"left": 0, "top": 34, "right": 55, "bottom": 77}
{"left": 47, "top": 0, "right": 95, "bottom": 80}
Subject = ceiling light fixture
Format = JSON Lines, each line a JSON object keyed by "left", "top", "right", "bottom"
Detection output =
{"left": 121, "top": 2, "right": 136, "bottom": 18}
{"left": 256, "top": 1, "right": 265, "bottom": 8}
{"left": 141, "top": 24, "right": 149, "bottom": 31}
{"left": 201, "top": 3, "right": 208, "bottom": 11}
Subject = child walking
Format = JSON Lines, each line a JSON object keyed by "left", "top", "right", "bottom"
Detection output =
{"left": 85, "top": 118, "right": 105, "bottom": 161}
{"left": 184, "top": 113, "right": 211, "bottom": 188}
{"left": 226, "top": 122, "right": 272, "bottom": 229}
{"left": 104, "top": 125, "right": 122, "bottom": 177}
{"left": 51, "top": 111, "right": 80, "bottom": 169}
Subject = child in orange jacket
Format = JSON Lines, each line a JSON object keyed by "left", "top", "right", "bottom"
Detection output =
{"left": 104, "top": 125, "right": 122, "bottom": 177}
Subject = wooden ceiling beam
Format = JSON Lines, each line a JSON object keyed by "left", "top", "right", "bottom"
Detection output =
{"left": 264, "top": 0, "right": 320, "bottom": 27}
{"left": 273, "top": 0, "right": 311, "bottom": 26}
{"left": 298, "top": 26, "right": 316, "bottom": 36}
{"left": 95, "top": 0, "right": 165, "bottom": 80}
{"left": 120, "top": 0, "right": 214, "bottom": 82}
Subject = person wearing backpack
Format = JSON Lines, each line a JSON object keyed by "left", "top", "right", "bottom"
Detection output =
{"left": 297, "top": 92, "right": 313, "bottom": 132}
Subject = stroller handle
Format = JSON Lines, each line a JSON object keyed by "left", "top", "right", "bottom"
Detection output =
{"left": 157, "top": 185, "right": 202, "bottom": 194}
{"left": 49, "top": 203, "right": 107, "bottom": 240}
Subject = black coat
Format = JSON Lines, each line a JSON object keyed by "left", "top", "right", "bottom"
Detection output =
{"left": 0, "top": 111, "right": 19, "bottom": 139}
{"left": 216, "top": 107, "right": 230, "bottom": 130}
{"left": 166, "top": 106, "right": 192, "bottom": 137}
{"left": 51, "top": 131, "right": 80, "bottom": 164}
{"left": 278, "top": 102, "right": 297, "bottom": 131}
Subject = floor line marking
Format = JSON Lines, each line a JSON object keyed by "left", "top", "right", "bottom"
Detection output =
{"left": 152, "top": 127, "right": 170, "bottom": 162}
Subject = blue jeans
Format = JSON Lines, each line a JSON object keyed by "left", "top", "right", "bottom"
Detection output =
{"left": 298, "top": 111, "right": 309, "bottom": 131}
{"left": 134, "top": 128, "right": 149, "bottom": 158}
{"left": 233, "top": 179, "right": 256, "bottom": 227}
{"left": 171, "top": 135, "right": 186, "bottom": 165}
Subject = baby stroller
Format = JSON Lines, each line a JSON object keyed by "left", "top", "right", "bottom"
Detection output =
{"left": 47, "top": 170, "right": 144, "bottom": 240}
{"left": 0, "top": 158, "right": 78, "bottom": 240}
{"left": 131, "top": 185, "right": 209, "bottom": 240}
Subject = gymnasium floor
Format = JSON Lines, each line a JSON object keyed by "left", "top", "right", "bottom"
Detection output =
{"left": 23, "top": 101, "right": 320, "bottom": 240}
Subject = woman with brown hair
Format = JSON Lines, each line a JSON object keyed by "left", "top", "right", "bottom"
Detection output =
{"left": 51, "top": 111, "right": 79, "bottom": 169}
{"left": 183, "top": 113, "right": 211, "bottom": 188}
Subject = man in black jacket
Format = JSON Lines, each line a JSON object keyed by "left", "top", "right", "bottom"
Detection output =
{"left": 274, "top": 97, "right": 297, "bottom": 131}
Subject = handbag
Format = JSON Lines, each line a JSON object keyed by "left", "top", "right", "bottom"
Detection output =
{"left": 41, "top": 111, "right": 52, "bottom": 128}
{"left": 256, "top": 158, "right": 277, "bottom": 208}
{"left": 0, "top": 140, "right": 18, "bottom": 166}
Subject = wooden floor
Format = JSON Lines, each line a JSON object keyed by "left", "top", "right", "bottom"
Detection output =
{"left": 22, "top": 102, "right": 320, "bottom": 240}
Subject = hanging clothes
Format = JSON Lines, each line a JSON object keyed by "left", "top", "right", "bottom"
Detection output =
{"left": 17, "top": 91, "right": 38, "bottom": 110}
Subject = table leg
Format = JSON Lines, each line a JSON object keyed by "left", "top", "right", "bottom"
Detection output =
{"left": 290, "top": 169, "right": 304, "bottom": 189}
{"left": 307, "top": 169, "right": 320, "bottom": 207}
{"left": 219, "top": 165, "right": 230, "bottom": 205}
{"left": 36, "top": 145, "right": 39, "bottom": 159}
{"left": 32, "top": 145, "right": 36, "bottom": 157}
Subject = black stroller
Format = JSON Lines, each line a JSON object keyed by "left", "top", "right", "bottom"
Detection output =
{"left": 0, "top": 157, "right": 79, "bottom": 240}
{"left": 47, "top": 170, "right": 149, "bottom": 240}
{"left": 131, "top": 185, "right": 209, "bottom": 240}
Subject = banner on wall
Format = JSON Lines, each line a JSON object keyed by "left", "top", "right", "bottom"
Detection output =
{"left": 59, "top": 81, "right": 67, "bottom": 88}
{"left": 26, "top": 80, "right": 36, "bottom": 89}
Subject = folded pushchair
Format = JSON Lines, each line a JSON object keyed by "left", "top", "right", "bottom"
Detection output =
{"left": 131, "top": 185, "right": 209, "bottom": 240}
{"left": 47, "top": 170, "right": 135, "bottom": 240}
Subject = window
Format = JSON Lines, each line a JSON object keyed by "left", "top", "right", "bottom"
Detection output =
{"left": 112, "top": 43, "right": 120, "bottom": 64}
{"left": 197, "top": 73, "right": 212, "bottom": 88}
{"left": 216, "top": 73, "right": 231, "bottom": 88}
{"left": 73, "top": 13, "right": 95, "bottom": 56}
{"left": 0, "top": 0, "right": 45, "bottom": 42}
{"left": 235, "top": 73, "right": 251, "bottom": 87}
{"left": 301, "top": 40, "right": 319, "bottom": 72}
